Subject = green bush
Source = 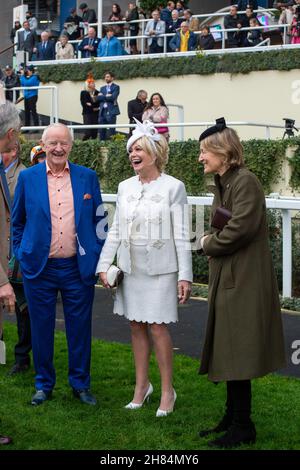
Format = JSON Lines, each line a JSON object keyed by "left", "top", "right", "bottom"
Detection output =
{"left": 37, "top": 49, "right": 300, "bottom": 84}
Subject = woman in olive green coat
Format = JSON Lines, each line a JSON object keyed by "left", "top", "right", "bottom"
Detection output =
{"left": 198, "top": 118, "right": 286, "bottom": 448}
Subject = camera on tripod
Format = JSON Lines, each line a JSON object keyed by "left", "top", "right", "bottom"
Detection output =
{"left": 283, "top": 118, "right": 298, "bottom": 139}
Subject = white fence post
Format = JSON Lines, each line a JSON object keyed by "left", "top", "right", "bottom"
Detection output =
{"left": 282, "top": 209, "right": 292, "bottom": 298}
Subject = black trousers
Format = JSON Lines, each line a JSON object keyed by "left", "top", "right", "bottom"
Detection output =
{"left": 14, "top": 303, "right": 32, "bottom": 366}
{"left": 226, "top": 380, "right": 252, "bottom": 426}
{"left": 82, "top": 113, "right": 98, "bottom": 140}
{"left": 24, "top": 96, "right": 39, "bottom": 127}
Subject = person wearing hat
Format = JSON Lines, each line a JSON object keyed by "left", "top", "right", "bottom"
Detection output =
{"left": 4, "top": 66, "right": 20, "bottom": 103}
{"left": 1, "top": 142, "right": 32, "bottom": 376}
{"left": 80, "top": 74, "right": 99, "bottom": 141}
{"left": 19, "top": 65, "right": 40, "bottom": 127}
{"left": 97, "top": 119, "right": 192, "bottom": 417}
{"left": 197, "top": 118, "right": 286, "bottom": 448}
{"left": 30, "top": 145, "right": 46, "bottom": 165}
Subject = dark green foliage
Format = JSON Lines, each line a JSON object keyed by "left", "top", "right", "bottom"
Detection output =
{"left": 242, "top": 139, "right": 286, "bottom": 193}
{"left": 37, "top": 49, "right": 300, "bottom": 83}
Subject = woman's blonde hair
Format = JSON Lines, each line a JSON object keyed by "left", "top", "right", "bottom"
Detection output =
{"left": 132, "top": 134, "right": 169, "bottom": 172}
{"left": 201, "top": 127, "right": 244, "bottom": 168}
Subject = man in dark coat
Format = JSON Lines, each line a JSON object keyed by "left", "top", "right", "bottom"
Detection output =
{"left": 127, "top": 90, "right": 148, "bottom": 135}
{"left": 0, "top": 97, "right": 20, "bottom": 445}
{"left": 97, "top": 71, "right": 120, "bottom": 141}
{"left": 198, "top": 119, "right": 286, "bottom": 448}
{"left": 79, "top": 2, "right": 97, "bottom": 24}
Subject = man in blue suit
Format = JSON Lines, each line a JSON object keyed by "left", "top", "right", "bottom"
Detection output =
{"left": 98, "top": 71, "right": 120, "bottom": 141}
{"left": 35, "top": 31, "right": 56, "bottom": 60}
{"left": 78, "top": 27, "right": 100, "bottom": 58}
{"left": 12, "top": 123, "right": 107, "bottom": 406}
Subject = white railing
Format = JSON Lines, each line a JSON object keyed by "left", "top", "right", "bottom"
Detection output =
{"left": 89, "top": 7, "right": 278, "bottom": 39}
{"left": 101, "top": 193, "right": 300, "bottom": 298}
{"left": 29, "top": 23, "right": 292, "bottom": 66}
{"left": 8, "top": 85, "right": 59, "bottom": 123}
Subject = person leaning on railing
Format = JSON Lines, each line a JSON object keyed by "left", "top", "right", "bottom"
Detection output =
{"left": 108, "top": 3, "right": 124, "bottom": 37}
{"left": 124, "top": 1, "right": 140, "bottom": 54}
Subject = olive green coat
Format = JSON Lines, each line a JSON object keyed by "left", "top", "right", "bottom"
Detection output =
{"left": 199, "top": 167, "right": 286, "bottom": 382}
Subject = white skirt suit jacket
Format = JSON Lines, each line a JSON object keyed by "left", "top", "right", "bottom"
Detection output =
{"left": 97, "top": 173, "right": 193, "bottom": 282}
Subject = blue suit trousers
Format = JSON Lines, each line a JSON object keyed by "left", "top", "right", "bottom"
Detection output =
{"left": 23, "top": 257, "right": 95, "bottom": 392}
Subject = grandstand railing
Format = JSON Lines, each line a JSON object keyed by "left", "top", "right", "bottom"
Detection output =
{"left": 88, "top": 7, "right": 278, "bottom": 38}
{"left": 30, "top": 22, "right": 292, "bottom": 65}
{"left": 101, "top": 193, "right": 300, "bottom": 298}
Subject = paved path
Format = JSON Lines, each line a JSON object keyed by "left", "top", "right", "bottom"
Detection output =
{"left": 56, "top": 287, "right": 300, "bottom": 379}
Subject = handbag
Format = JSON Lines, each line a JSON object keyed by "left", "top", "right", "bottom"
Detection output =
{"left": 156, "top": 119, "right": 169, "bottom": 134}
{"left": 106, "top": 265, "right": 124, "bottom": 288}
{"left": 8, "top": 255, "right": 23, "bottom": 284}
{"left": 211, "top": 207, "right": 232, "bottom": 230}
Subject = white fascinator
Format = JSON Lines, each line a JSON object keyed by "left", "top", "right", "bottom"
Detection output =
{"left": 127, "top": 118, "right": 161, "bottom": 153}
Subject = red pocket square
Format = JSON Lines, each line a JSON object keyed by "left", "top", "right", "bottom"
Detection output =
{"left": 83, "top": 193, "right": 92, "bottom": 200}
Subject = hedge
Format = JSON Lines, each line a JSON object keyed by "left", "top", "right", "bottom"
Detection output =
{"left": 20, "top": 137, "right": 300, "bottom": 194}
{"left": 36, "top": 49, "right": 300, "bottom": 84}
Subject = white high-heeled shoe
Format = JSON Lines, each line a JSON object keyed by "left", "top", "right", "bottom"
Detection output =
{"left": 156, "top": 389, "right": 177, "bottom": 417}
{"left": 124, "top": 383, "right": 153, "bottom": 410}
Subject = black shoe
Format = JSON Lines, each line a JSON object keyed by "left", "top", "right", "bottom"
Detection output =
{"left": 8, "top": 363, "right": 30, "bottom": 376}
{"left": 73, "top": 389, "right": 97, "bottom": 406}
{"left": 208, "top": 423, "right": 256, "bottom": 448}
{"left": 31, "top": 390, "right": 52, "bottom": 406}
{"left": 199, "top": 414, "right": 232, "bottom": 438}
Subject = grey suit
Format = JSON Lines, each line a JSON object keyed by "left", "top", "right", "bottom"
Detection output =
{"left": 17, "top": 29, "right": 37, "bottom": 60}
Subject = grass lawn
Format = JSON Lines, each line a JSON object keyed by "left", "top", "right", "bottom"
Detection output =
{"left": 0, "top": 321, "right": 299, "bottom": 451}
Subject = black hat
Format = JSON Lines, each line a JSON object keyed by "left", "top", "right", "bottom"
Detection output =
{"left": 199, "top": 117, "right": 227, "bottom": 142}
{"left": 79, "top": 2, "right": 88, "bottom": 9}
{"left": 26, "top": 64, "right": 35, "bottom": 72}
{"left": 5, "top": 65, "right": 12, "bottom": 70}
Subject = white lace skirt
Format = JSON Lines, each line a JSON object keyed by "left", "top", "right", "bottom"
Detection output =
{"left": 113, "top": 244, "right": 178, "bottom": 324}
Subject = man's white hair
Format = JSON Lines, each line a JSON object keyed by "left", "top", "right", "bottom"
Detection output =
{"left": 0, "top": 101, "right": 20, "bottom": 139}
{"left": 42, "top": 123, "right": 73, "bottom": 143}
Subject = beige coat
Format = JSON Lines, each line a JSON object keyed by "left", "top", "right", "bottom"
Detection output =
{"left": 199, "top": 167, "right": 286, "bottom": 382}
{"left": 6, "top": 159, "right": 26, "bottom": 202}
{"left": 56, "top": 42, "right": 75, "bottom": 60}
{"left": 0, "top": 175, "right": 10, "bottom": 334}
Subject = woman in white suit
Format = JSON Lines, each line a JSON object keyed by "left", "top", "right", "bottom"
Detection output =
{"left": 97, "top": 120, "right": 192, "bottom": 417}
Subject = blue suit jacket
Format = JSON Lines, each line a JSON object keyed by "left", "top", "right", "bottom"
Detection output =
{"left": 36, "top": 41, "right": 56, "bottom": 60}
{"left": 98, "top": 83, "right": 120, "bottom": 117}
{"left": 78, "top": 37, "right": 101, "bottom": 58}
{"left": 12, "top": 162, "right": 107, "bottom": 286}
